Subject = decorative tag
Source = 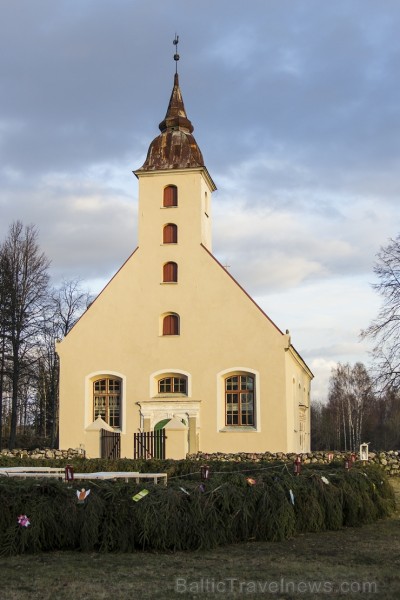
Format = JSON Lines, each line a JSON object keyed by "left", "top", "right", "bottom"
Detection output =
{"left": 76, "top": 488, "right": 91, "bottom": 503}
{"left": 321, "top": 476, "right": 330, "bottom": 485}
{"left": 246, "top": 477, "right": 256, "bottom": 486}
{"left": 179, "top": 487, "right": 190, "bottom": 495}
{"left": 17, "top": 514, "right": 30, "bottom": 527}
{"left": 289, "top": 489, "right": 295, "bottom": 505}
{"left": 132, "top": 489, "right": 149, "bottom": 502}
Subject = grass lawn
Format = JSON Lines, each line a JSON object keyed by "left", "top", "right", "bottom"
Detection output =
{"left": 0, "top": 479, "right": 399, "bottom": 600}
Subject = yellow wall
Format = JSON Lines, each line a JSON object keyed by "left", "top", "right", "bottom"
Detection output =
{"left": 58, "top": 167, "right": 312, "bottom": 458}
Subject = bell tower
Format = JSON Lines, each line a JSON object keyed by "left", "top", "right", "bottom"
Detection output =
{"left": 134, "top": 37, "right": 216, "bottom": 256}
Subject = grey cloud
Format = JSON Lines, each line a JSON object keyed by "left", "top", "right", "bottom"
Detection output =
{"left": 1, "top": 0, "right": 400, "bottom": 401}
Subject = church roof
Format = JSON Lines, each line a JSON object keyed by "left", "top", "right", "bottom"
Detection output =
{"left": 137, "top": 73, "right": 205, "bottom": 171}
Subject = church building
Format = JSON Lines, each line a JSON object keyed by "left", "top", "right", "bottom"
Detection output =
{"left": 57, "top": 57, "right": 313, "bottom": 459}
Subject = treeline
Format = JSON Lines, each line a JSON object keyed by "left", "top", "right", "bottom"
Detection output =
{"left": 312, "top": 233, "right": 400, "bottom": 452}
{"left": 312, "top": 362, "right": 400, "bottom": 451}
{"left": 0, "top": 221, "right": 90, "bottom": 450}
{"left": 1, "top": 221, "right": 400, "bottom": 453}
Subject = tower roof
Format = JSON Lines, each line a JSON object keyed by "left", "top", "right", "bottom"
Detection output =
{"left": 137, "top": 72, "right": 205, "bottom": 171}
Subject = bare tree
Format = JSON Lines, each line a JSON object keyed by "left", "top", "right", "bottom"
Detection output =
{"left": 51, "top": 278, "right": 92, "bottom": 338}
{"left": 0, "top": 221, "right": 50, "bottom": 449}
{"left": 362, "top": 234, "right": 400, "bottom": 391}
{"left": 36, "top": 278, "right": 92, "bottom": 446}
{"left": 327, "top": 362, "right": 374, "bottom": 451}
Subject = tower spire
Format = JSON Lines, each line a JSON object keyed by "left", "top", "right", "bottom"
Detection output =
{"left": 173, "top": 34, "right": 179, "bottom": 74}
{"left": 136, "top": 37, "right": 214, "bottom": 178}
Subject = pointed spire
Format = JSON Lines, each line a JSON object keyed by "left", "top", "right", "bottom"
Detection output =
{"left": 158, "top": 73, "right": 194, "bottom": 133}
{"left": 137, "top": 36, "right": 212, "bottom": 173}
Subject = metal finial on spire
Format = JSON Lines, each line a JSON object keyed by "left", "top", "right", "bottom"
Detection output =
{"left": 173, "top": 34, "right": 180, "bottom": 73}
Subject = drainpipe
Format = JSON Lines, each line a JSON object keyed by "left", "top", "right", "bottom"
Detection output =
{"left": 135, "top": 402, "right": 143, "bottom": 432}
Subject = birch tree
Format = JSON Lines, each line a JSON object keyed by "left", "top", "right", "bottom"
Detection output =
{"left": 327, "top": 362, "right": 373, "bottom": 451}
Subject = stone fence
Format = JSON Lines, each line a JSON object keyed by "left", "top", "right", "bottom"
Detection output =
{"left": 0, "top": 448, "right": 84, "bottom": 460}
{"left": 1, "top": 448, "right": 400, "bottom": 476}
{"left": 188, "top": 450, "right": 400, "bottom": 477}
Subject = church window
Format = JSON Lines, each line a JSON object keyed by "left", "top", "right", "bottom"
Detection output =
{"left": 225, "top": 374, "right": 254, "bottom": 426}
{"left": 158, "top": 376, "right": 187, "bottom": 394}
{"left": 163, "top": 261, "right": 178, "bottom": 282}
{"left": 163, "top": 185, "right": 178, "bottom": 207}
{"left": 93, "top": 377, "right": 121, "bottom": 428}
{"left": 162, "top": 313, "right": 180, "bottom": 335}
{"left": 163, "top": 223, "right": 177, "bottom": 244}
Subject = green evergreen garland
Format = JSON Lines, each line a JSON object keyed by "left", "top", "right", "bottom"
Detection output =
{"left": 0, "top": 463, "right": 395, "bottom": 555}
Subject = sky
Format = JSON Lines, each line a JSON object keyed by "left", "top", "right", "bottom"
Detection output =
{"left": 1, "top": 0, "right": 400, "bottom": 402}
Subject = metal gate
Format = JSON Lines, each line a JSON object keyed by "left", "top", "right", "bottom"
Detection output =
{"left": 101, "top": 429, "right": 121, "bottom": 459}
{"left": 133, "top": 430, "right": 166, "bottom": 459}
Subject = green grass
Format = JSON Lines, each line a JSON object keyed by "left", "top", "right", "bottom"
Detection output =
{"left": 0, "top": 510, "right": 399, "bottom": 599}
{"left": 0, "top": 463, "right": 398, "bottom": 599}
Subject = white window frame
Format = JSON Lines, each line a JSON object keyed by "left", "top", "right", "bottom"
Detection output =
{"left": 85, "top": 370, "right": 127, "bottom": 434}
{"left": 216, "top": 367, "right": 261, "bottom": 432}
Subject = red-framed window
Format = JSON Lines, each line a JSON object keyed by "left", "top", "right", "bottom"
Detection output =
{"left": 163, "top": 185, "right": 178, "bottom": 207}
{"left": 163, "top": 313, "right": 179, "bottom": 335}
{"left": 163, "top": 262, "right": 178, "bottom": 282}
{"left": 163, "top": 223, "right": 177, "bottom": 244}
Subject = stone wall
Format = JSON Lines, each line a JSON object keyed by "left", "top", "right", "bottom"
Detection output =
{"left": 188, "top": 450, "right": 400, "bottom": 477}
{"left": 0, "top": 448, "right": 84, "bottom": 460}
{"left": 2, "top": 448, "right": 400, "bottom": 476}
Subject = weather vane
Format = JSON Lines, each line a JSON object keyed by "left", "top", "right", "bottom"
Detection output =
{"left": 173, "top": 34, "right": 180, "bottom": 73}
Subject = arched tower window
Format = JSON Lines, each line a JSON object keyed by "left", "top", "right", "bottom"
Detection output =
{"left": 162, "top": 313, "right": 180, "bottom": 335}
{"left": 163, "top": 262, "right": 178, "bottom": 282}
{"left": 163, "top": 185, "right": 178, "bottom": 207}
{"left": 163, "top": 223, "right": 177, "bottom": 244}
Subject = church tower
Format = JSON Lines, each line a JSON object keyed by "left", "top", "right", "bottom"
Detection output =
{"left": 134, "top": 70, "right": 216, "bottom": 254}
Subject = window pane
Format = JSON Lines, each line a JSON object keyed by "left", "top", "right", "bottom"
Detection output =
{"left": 94, "top": 396, "right": 106, "bottom": 420}
{"left": 243, "top": 376, "right": 254, "bottom": 390}
{"left": 109, "top": 395, "right": 120, "bottom": 427}
{"left": 108, "top": 379, "right": 120, "bottom": 392}
{"left": 175, "top": 378, "right": 186, "bottom": 393}
{"left": 94, "top": 379, "right": 106, "bottom": 392}
{"left": 226, "top": 376, "right": 239, "bottom": 391}
{"left": 159, "top": 378, "right": 172, "bottom": 393}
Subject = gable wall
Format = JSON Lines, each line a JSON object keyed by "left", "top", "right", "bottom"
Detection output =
{"left": 58, "top": 167, "right": 312, "bottom": 456}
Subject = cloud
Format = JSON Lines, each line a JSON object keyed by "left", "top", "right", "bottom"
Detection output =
{"left": 0, "top": 0, "right": 399, "bottom": 404}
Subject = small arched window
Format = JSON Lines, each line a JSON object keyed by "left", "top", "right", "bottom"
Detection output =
{"left": 163, "top": 313, "right": 179, "bottom": 335}
{"left": 163, "top": 262, "right": 178, "bottom": 282}
{"left": 163, "top": 185, "right": 178, "bottom": 207}
{"left": 163, "top": 223, "right": 177, "bottom": 244}
{"left": 158, "top": 376, "right": 187, "bottom": 394}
